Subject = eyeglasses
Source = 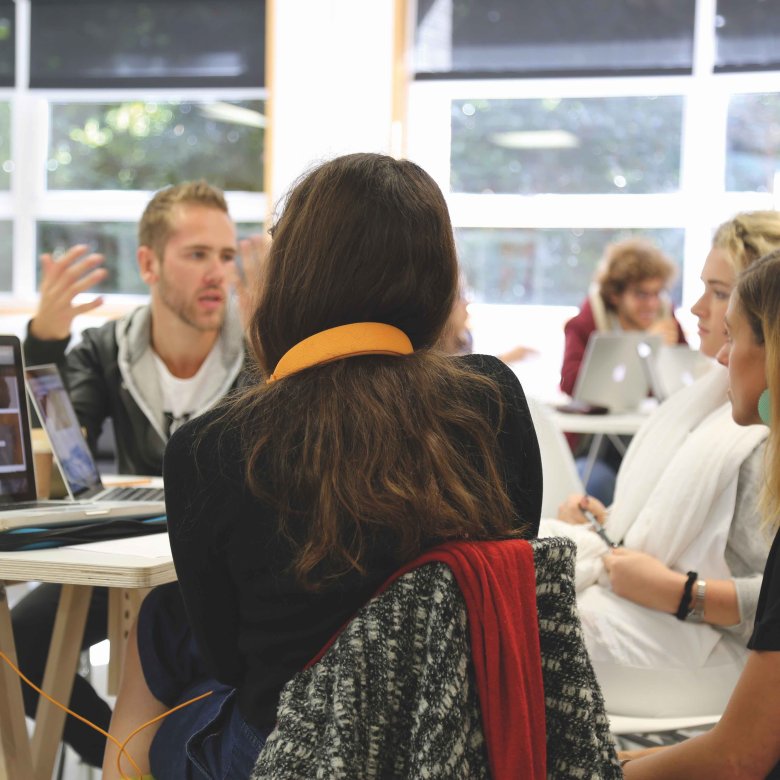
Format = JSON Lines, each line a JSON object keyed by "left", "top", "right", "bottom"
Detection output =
{"left": 627, "top": 287, "right": 665, "bottom": 302}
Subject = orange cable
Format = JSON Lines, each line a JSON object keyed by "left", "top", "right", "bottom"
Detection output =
{"left": 0, "top": 650, "right": 213, "bottom": 780}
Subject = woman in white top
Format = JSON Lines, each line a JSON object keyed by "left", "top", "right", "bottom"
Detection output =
{"left": 551, "top": 211, "right": 780, "bottom": 717}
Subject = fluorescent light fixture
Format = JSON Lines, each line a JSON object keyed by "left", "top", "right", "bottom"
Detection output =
{"left": 198, "top": 101, "right": 266, "bottom": 128}
{"left": 491, "top": 130, "right": 579, "bottom": 149}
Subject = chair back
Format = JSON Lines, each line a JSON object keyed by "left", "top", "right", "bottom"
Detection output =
{"left": 527, "top": 397, "right": 584, "bottom": 516}
{"left": 252, "top": 537, "right": 620, "bottom": 779}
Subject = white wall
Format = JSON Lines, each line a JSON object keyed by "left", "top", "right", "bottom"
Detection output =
{"left": 270, "top": 0, "right": 396, "bottom": 206}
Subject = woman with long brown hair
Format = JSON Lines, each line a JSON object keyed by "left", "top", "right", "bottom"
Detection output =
{"left": 103, "top": 153, "right": 542, "bottom": 779}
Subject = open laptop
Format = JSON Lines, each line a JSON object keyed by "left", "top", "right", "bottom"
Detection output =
{"left": 573, "top": 332, "right": 662, "bottom": 412}
{"left": 25, "top": 364, "right": 166, "bottom": 509}
{"left": 0, "top": 335, "right": 162, "bottom": 531}
{"left": 638, "top": 343, "right": 712, "bottom": 403}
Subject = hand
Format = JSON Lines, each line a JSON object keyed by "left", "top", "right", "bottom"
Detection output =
{"left": 603, "top": 548, "right": 685, "bottom": 611}
{"left": 648, "top": 316, "right": 679, "bottom": 346}
{"left": 29, "top": 245, "right": 107, "bottom": 341}
{"left": 557, "top": 493, "right": 606, "bottom": 526}
{"left": 497, "top": 344, "right": 539, "bottom": 364}
{"left": 232, "top": 233, "right": 271, "bottom": 328}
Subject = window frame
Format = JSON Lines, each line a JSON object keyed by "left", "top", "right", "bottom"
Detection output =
{"left": 406, "top": 0, "right": 780, "bottom": 316}
{"left": 2, "top": 0, "right": 268, "bottom": 304}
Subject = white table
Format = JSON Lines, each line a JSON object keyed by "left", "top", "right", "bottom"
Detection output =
{"left": 0, "top": 533, "right": 175, "bottom": 780}
{"left": 548, "top": 408, "right": 652, "bottom": 486}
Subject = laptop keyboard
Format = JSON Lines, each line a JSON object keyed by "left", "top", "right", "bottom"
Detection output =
{"left": 100, "top": 487, "right": 166, "bottom": 503}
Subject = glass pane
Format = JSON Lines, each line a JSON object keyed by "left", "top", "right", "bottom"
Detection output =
{"left": 37, "top": 222, "right": 145, "bottom": 295}
{"left": 0, "top": 101, "right": 11, "bottom": 190}
{"left": 37, "top": 221, "right": 264, "bottom": 296}
{"left": 48, "top": 101, "right": 265, "bottom": 192}
{"left": 456, "top": 227, "right": 684, "bottom": 306}
{"left": 0, "top": 220, "right": 12, "bottom": 291}
{"left": 716, "top": 0, "right": 780, "bottom": 71}
{"left": 31, "top": 1, "right": 264, "bottom": 88}
{"left": 726, "top": 93, "right": 780, "bottom": 192}
{"left": 0, "top": 2, "right": 13, "bottom": 87}
{"left": 451, "top": 97, "right": 683, "bottom": 194}
{"left": 415, "top": 0, "right": 694, "bottom": 78}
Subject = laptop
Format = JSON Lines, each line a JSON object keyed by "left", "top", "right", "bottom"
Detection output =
{"left": 0, "top": 335, "right": 162, "bottom": 531}
{"left": 25, "top": 363, "right": 166, "bottom": 509}
{"left": 638, "top": 344, "right": 712, "bottom": 403}
{"left": 573, "top": 332, "right": 662, "bottom": 412}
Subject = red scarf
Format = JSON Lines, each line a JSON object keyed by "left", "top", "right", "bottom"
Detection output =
{"left": 309, "top": 539, "right": 546, "bottom": 779}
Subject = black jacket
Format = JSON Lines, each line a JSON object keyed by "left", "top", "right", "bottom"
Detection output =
{"left": 24, "top": 305, "right": 246, "bottom": 475}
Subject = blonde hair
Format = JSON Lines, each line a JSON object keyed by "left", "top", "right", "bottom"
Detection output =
{"left": 597, "top": 238, "right": 676, "bottom": 311}
{"left": 735, "top": 249, "right": 780, "bottom": 530}
{"left": 138, "top": 180, "right": 229, "bottom": 259}
{"left": 712, "top": 211, "right": 780, "bottom": 273}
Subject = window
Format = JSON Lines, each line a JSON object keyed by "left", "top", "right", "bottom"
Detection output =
{"left": 451, "top": 96, "right": 683, "bottom": 194}
{"left": 1, "top": 0, "right": 266, "bottom": 302}
{"left": 408, "top": 0, "right": 780, "bottom": 335}
{"left": 415, "top": 0, "right": 695, "bottom": 78}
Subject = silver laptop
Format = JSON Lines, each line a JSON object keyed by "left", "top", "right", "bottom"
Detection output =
{"left": 573, "top": 332, "right": 662, "bottom": 412}
{"left": 638, "top": 344, "right": 711, "bottom": 403}
{"left": 0, "top": 335, "right": 162, "bottom": 531}
{"left": 25, "top": 364, "right": 166, "bottom": 510}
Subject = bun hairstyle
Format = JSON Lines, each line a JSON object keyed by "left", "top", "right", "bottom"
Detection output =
{"left": 712, "top": 211, "right": 780, "bottom": 273}
{"left": 735, "top": 249, "right": 780, "bottom": 529}
{"left": 231, "top": 153, "right": 527, "bottom": 588}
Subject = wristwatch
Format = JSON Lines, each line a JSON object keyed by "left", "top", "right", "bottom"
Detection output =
{"left": 687, "top": 579, "right": 707, "bottom": 622}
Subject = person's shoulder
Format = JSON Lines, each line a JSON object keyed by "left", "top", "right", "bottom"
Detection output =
{"left": 166, "top": 405, "right": 230, "bottom": 462}
{"left": 564, "top": 297, "right": 595, "bottom": 330}
{"left": 455, "top": 353, "right": 524, "bottom": 399}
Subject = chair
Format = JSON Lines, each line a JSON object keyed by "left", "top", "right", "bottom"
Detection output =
{"left": 609, "top": 712, "right": 721, "bottom": 750}
{"left": 252, "top": 537, "right": 621, "bottom": 779}
{"left": 527, "top": 398, "right": 584, "bottom": 517}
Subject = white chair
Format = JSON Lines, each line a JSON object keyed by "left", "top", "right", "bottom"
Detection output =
{"left": 609, "top": 712, "right": 721, "bottom": 750}
{"left": 527, "top": 397, "right": 584, "bottom": 517}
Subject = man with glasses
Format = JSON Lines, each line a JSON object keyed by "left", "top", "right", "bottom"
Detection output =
{"left": 560, "top": 237, "right": 686, "bottom": 397}
{"left": 559, "top": 238, "right": 686, "bottom": 503}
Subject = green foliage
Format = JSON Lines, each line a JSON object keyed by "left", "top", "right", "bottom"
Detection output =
{"left": 451, "top": 96, "right": 683, "bottom": 194}
{"left": 457, "top": 227, "right": 684, "bottom": 306}
{"left": 49, "top": 100, "right": 264, "bottom": 192}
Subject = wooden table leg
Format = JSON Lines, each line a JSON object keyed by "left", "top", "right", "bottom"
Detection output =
{"left": 0, "top": 582, "right": 35, "bottom": 780}
{"left": 107, "top": 587, "right": 151, "bottom": 696}
{"left": 31, "top": 583, "right": 92, "bottom": 780}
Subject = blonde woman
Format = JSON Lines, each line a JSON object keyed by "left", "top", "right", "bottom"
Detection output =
{"left": 552, "top": 212, "right": 780, "bottom": 716}
{"left": 622, "top": 248, "right": 780, "bottom": 779}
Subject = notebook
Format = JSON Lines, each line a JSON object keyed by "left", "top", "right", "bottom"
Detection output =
{"left": 638, "top": 344, "right": 712, "bottom": 403}
{"left": 0, "top": 334, "right": 162, "bottom": 531}
{"left": 25, "top": 363, "right": 166, "bottom": 509}
{"left": 573, "top": 332, "right": 662, "bottom": 412}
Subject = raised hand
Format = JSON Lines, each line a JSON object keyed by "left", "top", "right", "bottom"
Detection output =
{"left": 233, "top": 233, "right": 271, "bottom": 328}
{"left": 29, "top": 245, "right": 108, "bottom": 341}
{"left": 648, "top": 315, "right": 679, "bottom": 346}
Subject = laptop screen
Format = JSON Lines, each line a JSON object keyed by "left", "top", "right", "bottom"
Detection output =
{"left": 0, "top": 336, "right": 37, "bottom": 502}
{"left": 25, "top": 364, "right": 103, "bottom": 499}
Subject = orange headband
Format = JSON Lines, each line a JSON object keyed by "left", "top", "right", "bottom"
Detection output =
{"left": 267, "top": 322, "right": 413, "bottom": 383}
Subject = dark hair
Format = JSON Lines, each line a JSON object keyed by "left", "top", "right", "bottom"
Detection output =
{"left": 597, "top": 238, "right": 676, "bottom": 311}
{"left": 229, "top": 153, "right": 523, "bottom": 589}
{"left": 735, "top": 249, "right": 780, "bottom": 529}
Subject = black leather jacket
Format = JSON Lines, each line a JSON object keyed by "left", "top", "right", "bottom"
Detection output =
{"left": 24, "top": 305, "right": 246, "bottom": 476}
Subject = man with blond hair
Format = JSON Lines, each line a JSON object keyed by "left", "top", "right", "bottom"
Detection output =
{"left": 17, "top": 180, "right": 264, "bottom": 766}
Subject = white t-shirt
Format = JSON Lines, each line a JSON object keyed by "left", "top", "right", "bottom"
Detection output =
{"left": 152, "top": 341, "right": 226, "bottom": 436}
